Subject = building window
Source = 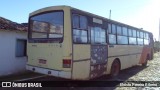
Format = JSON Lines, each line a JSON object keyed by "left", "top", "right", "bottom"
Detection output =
{"left": 16, "top": 39, "right": 27, "bottom": 57}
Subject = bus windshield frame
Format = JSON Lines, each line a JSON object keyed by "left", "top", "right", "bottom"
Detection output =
{"left": 28, "top": 10, "right": 64, "bottom": 43}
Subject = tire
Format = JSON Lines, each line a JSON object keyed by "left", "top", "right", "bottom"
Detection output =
{"left": 142, "top": 58, "right": 148, "bottom": 67}
{"left": 110, "top": 60, "right": 120, "bottom": 78}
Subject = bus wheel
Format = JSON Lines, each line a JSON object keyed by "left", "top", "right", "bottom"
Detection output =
{"left": 142, "top": 56, "right": 148, "bottom": 66}
{"left": 110, "top": 60, "right": 120, "bottom": 78}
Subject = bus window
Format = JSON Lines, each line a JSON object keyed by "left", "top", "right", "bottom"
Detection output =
{"left": 133, "top": 30, "right": 136, "bottom": 37}
{"left": 117, "top": 36, "right": 128, "bottom": 44}
{"left": 80, "top": 16, "right": 87, "bottom": 29}
{"left": 146, "top": 33, "right": 149, "bottom": 39}
{"left": 137, "top": 31, "right": 140, "bottom": 38}
{"left": 109, "top": 34, "right": 116, "bottom": 44}
{"left": 108, "top": 24, "right": 111, "bottom": 33}
{"left": 128, "top": 29, "right": 132, "bottom": 37}
{"left": 144, "top": 33, "right": 148, "bottom": 39}
{"left": 29, "top": 11, "right": 64, "bottom": 43}
{"left": 72, "top": 14, "right": 88, "bottom": 43}
{"left": 91, "top": 27, "right": 106, "bottom": 44}
{"left": 117, "top": 25, "right": 122, "bottom": 35}
{"left": 129, "top": 37, "right": 137, "bottom": 45}
{"left": 144, "top": 39, "right": 149, "bottom": 45}
{"left": 111, "top": 24, "right": 116, "bottom": 34}
{"left": 137, "top": 38, "right": 143, "bottom": 45}
{"left": 140, "top": 32, "right": 144, "bottom": 38}
{"left": 122, "top": 27, "right": 127, "bottom": 36}
{"left": 32, "top": 33, "right": 47, "bottom": 38}
{"left": 144, "top": 33, "right": 149, "bottom": 45}
{"left": 73, "top": 29, "right": 87, "bottom": 43}
{"left": 72, "top": 14, "right": 79, "bottom": 28}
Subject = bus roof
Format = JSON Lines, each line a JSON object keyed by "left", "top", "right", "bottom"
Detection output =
{"left": 30, "top": 5, "right": 151, "bottom": 34}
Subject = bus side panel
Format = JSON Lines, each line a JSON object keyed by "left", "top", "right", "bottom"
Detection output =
{"left": 62, "top": 7, "right": 72, "bottom": 72}
{"left": 72, "top": 61, "right": 90, "bottom": 80}
{"left": 107, "top": 45, "right": 130, "bottom": 71}
{"left": 106, "top": 45, "right": 143, "bottom": 74}
{"left": 72, "top": 45, "right": 90, "bottom": 80}
{"left": 128, "top": 45, "right": 143, "bottom": 66}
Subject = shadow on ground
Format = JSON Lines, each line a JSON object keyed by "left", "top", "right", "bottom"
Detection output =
{"left": 20, "top": 65, "right": 148, "bottom": 90}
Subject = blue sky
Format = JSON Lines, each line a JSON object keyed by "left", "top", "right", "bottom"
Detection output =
{"left": 0, "top": 0, "right": 160, "bottom": 40}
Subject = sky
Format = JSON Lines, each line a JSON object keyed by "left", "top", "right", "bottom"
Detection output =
{"left": 0, "top": 0, "right": 160, "bottom": 40}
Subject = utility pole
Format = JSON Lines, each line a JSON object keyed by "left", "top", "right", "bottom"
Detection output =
{"left": 109, "top": 10, "right": 111, "bottom": 19}
{"left": 159, "top": 18, "right": 160, "bottom": 41}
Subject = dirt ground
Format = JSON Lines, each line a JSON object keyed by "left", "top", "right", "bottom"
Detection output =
{"left": 115, "top": 52, "right": 160, "bottom": 90}
{"left": 69, "top": 52, "right": 160, "bottom": 90}
{"left": 1, "top": 53, "right": 160, "bottom": 90}
{"left": 43, "top": 52, "right": 160, "bottom": 90}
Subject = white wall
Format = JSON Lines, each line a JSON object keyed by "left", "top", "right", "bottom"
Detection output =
{"left": 0, "top": 30, "right": 27, "bottom": 76}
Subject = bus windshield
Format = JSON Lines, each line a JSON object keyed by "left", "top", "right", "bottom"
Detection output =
{"left": 29, "top": 11, "right": 64, "bottom": 43}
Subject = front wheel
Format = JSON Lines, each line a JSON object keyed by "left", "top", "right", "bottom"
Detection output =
{"left": 110, "top": 60, "right": 120, "bottom": 78}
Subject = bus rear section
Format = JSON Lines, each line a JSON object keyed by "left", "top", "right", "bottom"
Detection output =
{"left": 26, "top": 6, "right": 73, "bottom": 79}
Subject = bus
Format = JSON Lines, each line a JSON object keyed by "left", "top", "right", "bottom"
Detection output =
{"left": 26, "top": 6, "right": 154, "bottom": 80}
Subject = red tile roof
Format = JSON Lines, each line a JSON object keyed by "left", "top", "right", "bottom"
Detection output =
{"left": 0, "top": 17, "right": 28, "bottom": 31}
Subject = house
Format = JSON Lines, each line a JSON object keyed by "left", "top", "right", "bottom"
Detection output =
{"left": 0, "top": 17, "right": 28, "bottom": 76}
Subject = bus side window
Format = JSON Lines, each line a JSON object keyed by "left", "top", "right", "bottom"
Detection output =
{"left": 128, "top": 28, "right": 137, "bottom": 45}
{"left": 122, "top": 27, "right": 127, "bottom": 36}
{"left": 72, "top": 14, "right": 88, "bottom": 44}
{"left": 111, "top": 24, "right": 116, "bottom": 34}
{"left": 116, "top": 25, "right": 122, "bottom": 35}
{"left": 72, "top": 14, "right": 79, "bottom": 28}
{"left": 132, "top": 30, "right": 136, "bottom": 37}
{"left": 108, "top": 24, "right": 111, "bottom": 33}
{"left": 117, "top": 26, "right": 128, "bottom": 45}
{"left": 108, "top": 24, "right": 116, "bottom": 45}
{"left": 137, "top": 31, "right": 144, "bottom": 45}
{"left": 91, "top": 27, "right": 106, "bottom": 44}
{"left": 137, "top": 31, "right": 140, "bottom": 38}
{"left": 109, "top": 34, "right": 116, "bottom": 44}
{"left": 128, "top": 29, "right": 132, "bottom": 37}
{"left": 80, "top": 16, "right": 87, "bottom": 29}
{"left": 144, "top": 33, "right": 149, "bottom": 45}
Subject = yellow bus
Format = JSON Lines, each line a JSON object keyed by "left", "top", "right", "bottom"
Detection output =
{"left": 26, "top": 6, "right": 154, "bottom": 80}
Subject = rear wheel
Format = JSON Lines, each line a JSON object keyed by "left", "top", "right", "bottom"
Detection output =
{"left": 110, "top": 60, "right": 120, "bottom": 78}
{"left": 142, "top": 56, "right": 149, "bottom": 66}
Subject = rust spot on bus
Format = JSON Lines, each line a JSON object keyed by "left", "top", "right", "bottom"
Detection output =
{"left": 90, "top": 64, "right": 106, "bottom": 78}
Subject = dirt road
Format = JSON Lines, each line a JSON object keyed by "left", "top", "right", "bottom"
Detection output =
{"left": 116, "top": 52, "right": 160, "bottom": 90}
